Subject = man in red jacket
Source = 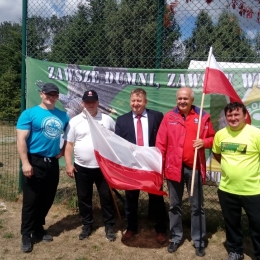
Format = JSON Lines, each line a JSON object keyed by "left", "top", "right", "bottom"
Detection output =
{"left": 156, "top": 87, "right": 215, "bottom": 257}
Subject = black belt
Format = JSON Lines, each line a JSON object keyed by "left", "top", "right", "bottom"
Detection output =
{"left": 28, "top": 153, "right": 57, "bottom": 162}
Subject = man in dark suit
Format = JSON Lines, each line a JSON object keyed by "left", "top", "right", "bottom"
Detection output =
{"left": 115, "top": 88, "right": 167, "bottom": 244}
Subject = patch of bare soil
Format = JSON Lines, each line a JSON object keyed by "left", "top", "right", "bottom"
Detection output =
{"left": 0, "top": 198, "right": 255, "bottom": 260}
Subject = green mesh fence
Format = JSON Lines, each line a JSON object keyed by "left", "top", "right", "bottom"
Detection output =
{"left": 2, "top": 1, "right": 260, "bottom": 228}
{"left": 0, "top": 121, "right": 19, "bottom": 200}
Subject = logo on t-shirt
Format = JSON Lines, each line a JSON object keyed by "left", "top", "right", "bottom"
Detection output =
{"left": 221, "top": 142, "right": 247, "bottom": 154}
{"left": 41, "top": 116, "right": 63, "bottom": 139}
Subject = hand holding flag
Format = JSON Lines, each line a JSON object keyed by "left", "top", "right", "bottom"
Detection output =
{"left": 191, "top": 47, "right": 251, "bottom": 196}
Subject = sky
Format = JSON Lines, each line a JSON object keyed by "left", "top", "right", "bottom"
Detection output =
{"left": 169, "top": 0, "right": 259, "bottom": 40}
{"left": 0, "top": 0, "right": 258, "bottom": 41}
{"left": 0, "top": 0, "right": 22, "bottom": 23}
{"left": 0, "top": 0, "right": 87, "bottom": 23}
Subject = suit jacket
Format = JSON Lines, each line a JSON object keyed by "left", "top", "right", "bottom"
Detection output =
{"left": 115, "top": 109, "right": 163, "bottom": 147}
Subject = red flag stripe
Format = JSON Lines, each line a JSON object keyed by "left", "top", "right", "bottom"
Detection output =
{"left": 204, "top": 67, "right": 241, "bottom": 101}
{"left": 95, "top": 151, "right": 167, "bottom": 196}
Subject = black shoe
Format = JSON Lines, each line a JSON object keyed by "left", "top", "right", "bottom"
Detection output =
{"left": 196, "top": 247, "right": 206, "bottom": 257}
{"left": 33, "top": 228, "right": 53, "bottom": 242}
{"left": 21, "top": 235, "right": 33, "bottom": 253}
{"left": 227, "top": 252, "right": 244, "bottom": 260}
{"left": 105, "top": 225, "right": 116, "bottom": 241}
{"left": 168, "top": 242, "right": 179, "bottom": 253}
{"left": 79, "top": 225, "right": 92, "bottom": 240}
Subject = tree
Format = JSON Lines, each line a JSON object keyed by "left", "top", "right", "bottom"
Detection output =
{"left": 0, "top": 70, "right": 21, "bottom": 119}
{"left": 182, "top": 10, "right": 214, "bottom": 67}
{"left": 26, "top": 15, "right": 73, "bottom": 61}
{"left": 50, "top": 4, "right": 92, "bottom": 64}
{"left": 0, "top": 22, "right": 21, "bottom": 119}
{"left": 104, "top": 0, "right": 181, "bottom": 68}
{"left": 213, "top": 11, "right": 256, "bottom": 62}
{"left": 27, "top": 16, "right": 51, "bottom": 60}
{"left": 0, "top": 22, "right": 22, "bottom": 77}
{"left": 80, "top": 0, "right": 110, "bottom": 66}
{"left": 227, "top": 0, "right": 260, "bottom": 24}
{"left": 180, "top": 10, "right": 257, "bottom": 67}
{"left": 254, "top": 31, "right": 260, "bottom": 61}
{"left": 161, "top": 10, "right": 182, "bottom": 68}
{"left": 184, "top": 0, "right": 260, "bottom": 24}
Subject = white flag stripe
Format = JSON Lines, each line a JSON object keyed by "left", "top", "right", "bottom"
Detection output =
{"left": 209, "top": 54, "right": 223, "bottom": 71}
{"left": 205, "top": 47, "right": 222, "bottom": 71}
{"left": 86, "top": 110, "right": 162, "bottom": 174}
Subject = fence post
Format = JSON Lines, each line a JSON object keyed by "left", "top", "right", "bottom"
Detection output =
{"left": 19, "top": 0, "right": 28, "bottom": 193}
{"left": 155, "top": 0, "right": 164, "bottom": 69}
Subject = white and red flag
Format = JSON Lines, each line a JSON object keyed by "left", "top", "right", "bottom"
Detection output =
{"left": 86, "top": 110, "right": 167, "bottom": 196}
{"left": 203, "top": 47, "right": 251, "bottom": 124}
{"left": 190, "top": 47, "right": 251, "bottom": 196}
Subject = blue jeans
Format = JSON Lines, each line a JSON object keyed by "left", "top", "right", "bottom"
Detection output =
{"left": 167, "top": 164, "right": 205, "bottom": 248}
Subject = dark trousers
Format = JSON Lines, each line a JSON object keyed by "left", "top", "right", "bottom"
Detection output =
{"left": 74, "top": 163, "right": 114, "bottom": 227}
{"left": 218, "top": 189, "right": 260, "bottom": 258}
{"left": 125, "top": 189, "right": 167, "bottom": 233}
{"left": 167, "top": 164, "right": 205, "bottom": 248}
{"left": 21, "top": 154, "right": 59, "bottom": 236}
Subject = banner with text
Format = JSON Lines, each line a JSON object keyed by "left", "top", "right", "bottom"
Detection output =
{"left": 26, "top": 57, "right": 260, "bottom": 185}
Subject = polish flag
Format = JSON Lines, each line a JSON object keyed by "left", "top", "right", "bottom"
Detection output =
{"left": 86, "top": 110, "right": 167, "bottom": 196}
{"left": 203, "top": 48, "right": 251, "bottom": 124}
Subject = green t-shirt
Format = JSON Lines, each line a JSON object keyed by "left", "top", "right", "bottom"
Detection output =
{"left": 212, "top": 124, "right": 260, "bottom": 195}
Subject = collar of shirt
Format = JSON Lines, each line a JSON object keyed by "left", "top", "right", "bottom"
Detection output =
{"left": 132, "top": 109, "right": 147, "bottom": 119}
{"left": 178, "top": 107, "right": 195, "bottom": 119}
{"left": 81, "top": 111, "right": 102, "bottom": 119}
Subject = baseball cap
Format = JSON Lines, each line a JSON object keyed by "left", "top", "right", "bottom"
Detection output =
{"left": 82, "top": 90, "right": 98, "bottom": 102}
{"left": 41, "top": 83, "right": 59, "bottom": 94}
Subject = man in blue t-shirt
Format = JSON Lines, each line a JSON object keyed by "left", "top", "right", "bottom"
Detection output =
{"left": 16, "top": 83, "right": 69, "bottom": 253}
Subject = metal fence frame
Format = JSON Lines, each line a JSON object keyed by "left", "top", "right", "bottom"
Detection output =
{"left": 1, "top": 0, "right": 259, "bottom": 227}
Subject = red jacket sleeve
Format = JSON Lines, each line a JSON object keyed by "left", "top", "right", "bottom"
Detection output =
{"left": 201, "top": 117, "right": 215, "bottom": 148}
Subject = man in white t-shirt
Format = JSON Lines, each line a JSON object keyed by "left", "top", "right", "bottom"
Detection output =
{"left": 64, "top": 90, "right": 116, "bottom": 241}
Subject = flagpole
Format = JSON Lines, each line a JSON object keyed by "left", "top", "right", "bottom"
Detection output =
{"left": 190, "top": 47, "right": 213, "bottom": 196}
{"left": 108, "top": 185, "right": 123, "bottom": 222}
